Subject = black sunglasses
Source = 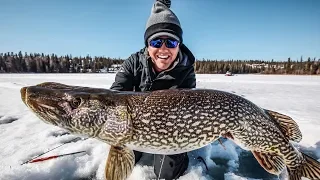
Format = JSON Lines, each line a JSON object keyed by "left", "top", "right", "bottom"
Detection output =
{"left": 149, "top": 38, "right": 179, "bottom": 48}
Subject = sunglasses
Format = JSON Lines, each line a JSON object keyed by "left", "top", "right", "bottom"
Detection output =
{"left": 149, "top": 38, "right": 179, "bottom": 48}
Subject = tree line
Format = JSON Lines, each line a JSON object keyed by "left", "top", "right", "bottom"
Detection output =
{"left": 1, "top": 51, "right": 319, "bottom": 75}
{"left": 0, "top": 51, "right": 123, "bottom": 73}
{"left": 195, "top": 57, "right": 320, "bottom": 75}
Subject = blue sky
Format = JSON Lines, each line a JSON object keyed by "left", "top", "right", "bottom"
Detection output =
{"left": 0, "top": 0, "right": 319, "bottom": 61}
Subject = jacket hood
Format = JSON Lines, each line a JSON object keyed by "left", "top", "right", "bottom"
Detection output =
{"left": 178, "top": 44, "right": 195, "bottom": 67}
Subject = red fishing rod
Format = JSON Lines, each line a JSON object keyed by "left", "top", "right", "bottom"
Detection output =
{"left": 21, "top": 136, "right": 86, "bottom": 165}
{"left": 29, "top": 150, "right": 87, "bottom": 163}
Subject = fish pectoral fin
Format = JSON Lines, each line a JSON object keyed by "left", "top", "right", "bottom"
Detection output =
{"left": 105, "top": 145, "right": 135, "bottom": 180}
{"left": 264, "top": 109, "right": 302, "bottom": 143}
{"left": 252, "top": 150, "right": 285, "bottom": 175}
{"left": 299, "top": 152, "right": 320, "bottom": 179}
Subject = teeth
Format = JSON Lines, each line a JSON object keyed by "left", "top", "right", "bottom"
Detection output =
{"left": 157, "top": 55, "right": 169, "bottom": 59}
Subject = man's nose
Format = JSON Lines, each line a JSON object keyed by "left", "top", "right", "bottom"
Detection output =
{"left": 158, "top": 42, "right": 168, "bottom": 51}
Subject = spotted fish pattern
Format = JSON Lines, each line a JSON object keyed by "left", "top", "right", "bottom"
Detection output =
{"left": 127, "top": 89, "right": 278, "bottom": 154}
{"left": 21, "top": 82, "right": 320, "bottom": 180}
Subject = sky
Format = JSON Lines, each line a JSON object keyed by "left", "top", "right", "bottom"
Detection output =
{"left": 0, "top": 0, "right": 319, "bottom": 61}
{"left": 1, "top": 74, "right": 320, "bottom": 180}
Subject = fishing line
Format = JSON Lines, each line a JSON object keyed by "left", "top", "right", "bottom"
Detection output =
{"left": 157, "top": 154, "right": 166, "bottom": 180}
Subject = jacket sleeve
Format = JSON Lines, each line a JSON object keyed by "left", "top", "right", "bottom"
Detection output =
{"left": 110, "top": 56, "right": 136, "bottom": 91}
{"left": 180, "top": 66, "right": 196, "bottom": 88}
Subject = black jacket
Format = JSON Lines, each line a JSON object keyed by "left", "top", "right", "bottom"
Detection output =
{"left": 110, "top": 44, "right": 195, "bottom": 179}
{"left": 110, "top": 44, "right": 196, "bottom": 91}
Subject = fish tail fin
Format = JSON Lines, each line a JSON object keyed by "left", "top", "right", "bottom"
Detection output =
{"left": 287, "top": 152, "right": 320, "bottom": 180}
{"left": 287, "top": 169, "right": 301, "bottom": 180}
{"left": 105, "top": 145, "right": 135, "bottom": 180}
{"left": 301, "top": 152, "right": 320, "bottom": 179}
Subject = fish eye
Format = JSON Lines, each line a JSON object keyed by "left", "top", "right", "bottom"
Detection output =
{"left": 70, "top": 97, "right": 82, "bottom": 109}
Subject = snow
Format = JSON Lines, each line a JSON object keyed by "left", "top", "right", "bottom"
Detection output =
{"left": 0, "top": 73, "right": 319, "bottom": 180}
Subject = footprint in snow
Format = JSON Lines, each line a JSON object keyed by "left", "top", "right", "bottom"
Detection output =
{"left": 0, "top": 116, "right": 19, "bottom": 125}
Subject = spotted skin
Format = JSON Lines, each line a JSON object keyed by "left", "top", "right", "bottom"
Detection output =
{"left": 126, "top": 89, "right": 305, "bottom": 173}
{"left": 21, "top": 82, "right": 320, "bottom": 180}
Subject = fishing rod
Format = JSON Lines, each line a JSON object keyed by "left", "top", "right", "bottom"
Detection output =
{"left": 29, "top": 150, "right": 87, "bottom": 163}
{"left": 21, "top": 136, "right": 85, "bottom": 165}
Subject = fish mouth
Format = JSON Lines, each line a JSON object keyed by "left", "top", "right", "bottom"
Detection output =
{"left": 21, "top": 86, "right": 44, "bottom": 113}
{"left": 21, "top": 87, "right": 28, "bottom": 105}
{"left": 20, "top": 86, "right": 62, "bottom": 126}
{"left": 21, "top": 86, "right": 57, "bottom": 107}
{"left": 20, "top": 86, "right": 44, "bottom": 108}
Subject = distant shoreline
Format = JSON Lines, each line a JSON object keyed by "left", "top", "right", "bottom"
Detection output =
{"left": 0, "top": 72, "right": 319, "bottom": 76}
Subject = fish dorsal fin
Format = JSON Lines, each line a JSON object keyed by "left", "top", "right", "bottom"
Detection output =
{"left": 252, "top": 151, "right": 285, "bottom": 175}
{"left": 264, "top": 109, "right": 302, "bottom": 143}
{"left": 105, "top": 146, "right": 135, "bottom": 180}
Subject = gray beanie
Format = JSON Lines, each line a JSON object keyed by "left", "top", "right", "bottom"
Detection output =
{"left": 144, "top": 0, "right": 183, "bottom": 46}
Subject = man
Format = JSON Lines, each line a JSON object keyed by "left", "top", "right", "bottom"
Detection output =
{"left": 110, "top": 0, "right": 196, "bottom": 179}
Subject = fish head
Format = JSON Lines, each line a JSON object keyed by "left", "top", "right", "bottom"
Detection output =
{"left": 21, "top": 82, "right": 133, "bottom": 145}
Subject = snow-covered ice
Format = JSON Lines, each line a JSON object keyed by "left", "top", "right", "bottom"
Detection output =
{"left": 0, "top": 73, "right": 319, "bottom": 180}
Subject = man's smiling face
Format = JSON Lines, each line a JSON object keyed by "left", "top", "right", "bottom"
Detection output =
{"left": 147, "top": 36, "right": 179, "bottom": 72}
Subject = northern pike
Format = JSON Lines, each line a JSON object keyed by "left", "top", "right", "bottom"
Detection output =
{"left": 20, "top": 82, "right": 320, "bottom": 180}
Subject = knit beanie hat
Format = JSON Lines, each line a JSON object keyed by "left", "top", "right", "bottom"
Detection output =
{"left": 144, "top": 0, "right": 183, "bottom": 46}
